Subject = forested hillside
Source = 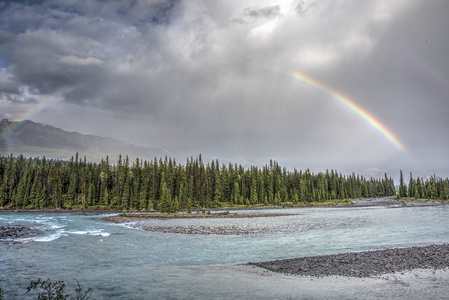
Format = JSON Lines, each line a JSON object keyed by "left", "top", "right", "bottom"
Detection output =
{"left": 0, "top": 153, "right": 399, "bottom": 211}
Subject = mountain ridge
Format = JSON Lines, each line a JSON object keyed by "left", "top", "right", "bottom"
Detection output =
{"left": 0, "top": 118, "right": 172, "bottom": 162}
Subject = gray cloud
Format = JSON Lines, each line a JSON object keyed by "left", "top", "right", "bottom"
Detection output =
{"left": 244, "top": 5, "right": 280, "bottom": 19}
{"left": 295, "top": 0, "right": 318, "bottom": 16}
{"left": 3, "top": 93, "right": 38, "bottom": 104}
{"left": 0, "top": 76, "right": 20, "bottom": 95}
{"left": 0, "top": 0, "right": 448, "bottom": 179}
{"left": 0, "top": 29, "right": 14, "bottom": 45}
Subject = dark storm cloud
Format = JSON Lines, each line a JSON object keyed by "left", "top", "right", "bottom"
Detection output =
{"left": 0, "top": 0, "right": 187, "bottom": 115}
{"left": 1, "top": 0, "right": 448, "bottom": 179}
{"left": 131, "top": 0, "right": 180, "bottom": 26}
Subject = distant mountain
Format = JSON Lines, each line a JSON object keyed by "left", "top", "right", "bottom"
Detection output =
{"left": 0, "top": 119, "right": 173, "bottom": 162}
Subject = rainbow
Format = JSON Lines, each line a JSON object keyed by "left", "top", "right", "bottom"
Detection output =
{"left": 287, "top": 70, "right": 406, "bottom": 152}
{"left": 244, "top": 64, "right": 406, "bottom": 152}
{"left": 245, "top": 64, "right": 406, "bottom": 151}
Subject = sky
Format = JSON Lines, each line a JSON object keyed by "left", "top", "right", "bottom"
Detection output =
{"left": 0, "top": 0, "right": 448, "bottom": 180}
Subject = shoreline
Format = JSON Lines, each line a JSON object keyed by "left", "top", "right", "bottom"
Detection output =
{"left": 100, "top": 198, "right": 448, "bottom": 235}
{"left": 248, "top": 244, "right": 449, "bottom": 278}
{"left": 0, "top": 208, "right": 123, "bottom": 214}
{"left": 1, "top": 197, "right": 444, "bottom": 215}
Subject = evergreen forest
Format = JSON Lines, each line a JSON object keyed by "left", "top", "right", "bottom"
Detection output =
{"left": 1, "top": 153, "right": 444, "bottom": 212}
{"left": 397, "top": 170, "right": 449, "bottom": 200}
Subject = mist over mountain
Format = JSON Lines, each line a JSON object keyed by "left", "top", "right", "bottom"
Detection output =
{"left": 0, "top": 119, "right": 173, "bottom": 162}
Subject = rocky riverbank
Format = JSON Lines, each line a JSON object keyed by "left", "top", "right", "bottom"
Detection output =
{"left": 248, "top": 244, "right": 449, "bottom": 278}
{"left": 351, "top": 198, "right": 445, "bottom": 207}
{"left": 0, "top": 225, "right": 39, "bottom": 243}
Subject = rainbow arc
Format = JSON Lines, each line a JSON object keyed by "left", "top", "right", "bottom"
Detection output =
{"left": 287, "top": 70, "right": 405, "bottom": 152}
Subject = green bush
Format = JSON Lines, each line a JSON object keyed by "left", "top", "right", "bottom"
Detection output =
{"left": 24, "top": 278, "right": 93, "bottom": 300}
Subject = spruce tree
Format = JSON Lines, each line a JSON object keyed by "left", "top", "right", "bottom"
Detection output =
{"left": 121, "top": 172, "right": 131, "bottom": 210}
{"left": 232, "top": 181, "right": 238, "bottom": 205}
{"left": 87, "top": 183, "right": 95, "bottom": 206}
{"left": 38, "top": 185, "right": 47, "bottom": 208}
{"left": 430, "top": 176, "right": 438, "bottom": 199}
{"left": 441, "top": 181, "right": 448, "bottom": 200}
{"left": 408, "top": 173, "right": 415, "bottom": 198}
{"left": 213, "top": 179, "right": 221, "bottom": 208}
{"left": 398, "top": 170, "right": 407, "bottom": 198}
{"left": 274, "top": 191, "right": 281, "bottom": 206}
{"left": 293, "top": 191, "right": 299, "bottom": 203}
{"left": 186, "top": 197, "right": 192, "bottom": 213}
{"left": 139, "top": 179, "right": 148, "bottom": 210}
{"left": 172, "top": 196, "right": 179, "bottom": 213}
{"left": 0, "top": 172, "right": 9, "bottom": 207}
{"left": 29, "top": 176, "right": 38, "bottom": 208}
{"left": 250, "top": 178, "right": 258, "bottom": 205}
{"left": 104, "top": 188, "right": 110, "bottom": 207}
{"left": 159, "top": 180, "right": 172, "bottom": 213}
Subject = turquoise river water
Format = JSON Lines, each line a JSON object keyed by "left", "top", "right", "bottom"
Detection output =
{"left": 1, "top": 205, "right": 449, "bottom": 299}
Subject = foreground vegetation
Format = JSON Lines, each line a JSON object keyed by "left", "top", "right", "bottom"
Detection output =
{"left": 1, "top": 153, "right": 397, "bottom": 212}
{"left": 0, "top": 278, "right": 92, "bottom": 300}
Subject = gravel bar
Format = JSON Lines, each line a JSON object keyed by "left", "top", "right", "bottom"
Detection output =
{"left": 103, "top": 212, "right": 298, "bottom": 222}
{"left": 125, "top": 223, "right": 279, "bottom": 235}
{"left": 103, "top": 212, "right": 300, "bottom": 235}
{"left": 248, "top": 244, "right": 449, "bottom": 278}
{"left": 0, "top": 225, "right": 39, "bottom": 243}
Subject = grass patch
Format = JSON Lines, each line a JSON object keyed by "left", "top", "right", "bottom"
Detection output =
{"left": 284, "top": 199, "right": 353, "bottom": 207}
{"left": 398, "top": 197, "right": 449, "bottom": 203}
{"left": 219, "top": 199, "right": 352, "bottom": 209}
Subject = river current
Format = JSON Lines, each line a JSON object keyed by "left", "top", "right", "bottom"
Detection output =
{"left": 1, "top": 205, "right": 449, "bottom": 299}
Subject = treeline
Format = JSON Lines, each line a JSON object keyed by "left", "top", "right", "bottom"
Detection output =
{"left": 0, "top": 153, "right": 396, "bottom": 212}
{"left": 398, "top": 170, "right": 449, "bottom": 200}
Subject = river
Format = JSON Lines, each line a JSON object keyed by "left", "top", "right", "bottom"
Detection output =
{"left": 1, "top": 205, "right": 449, "bottom": 299}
